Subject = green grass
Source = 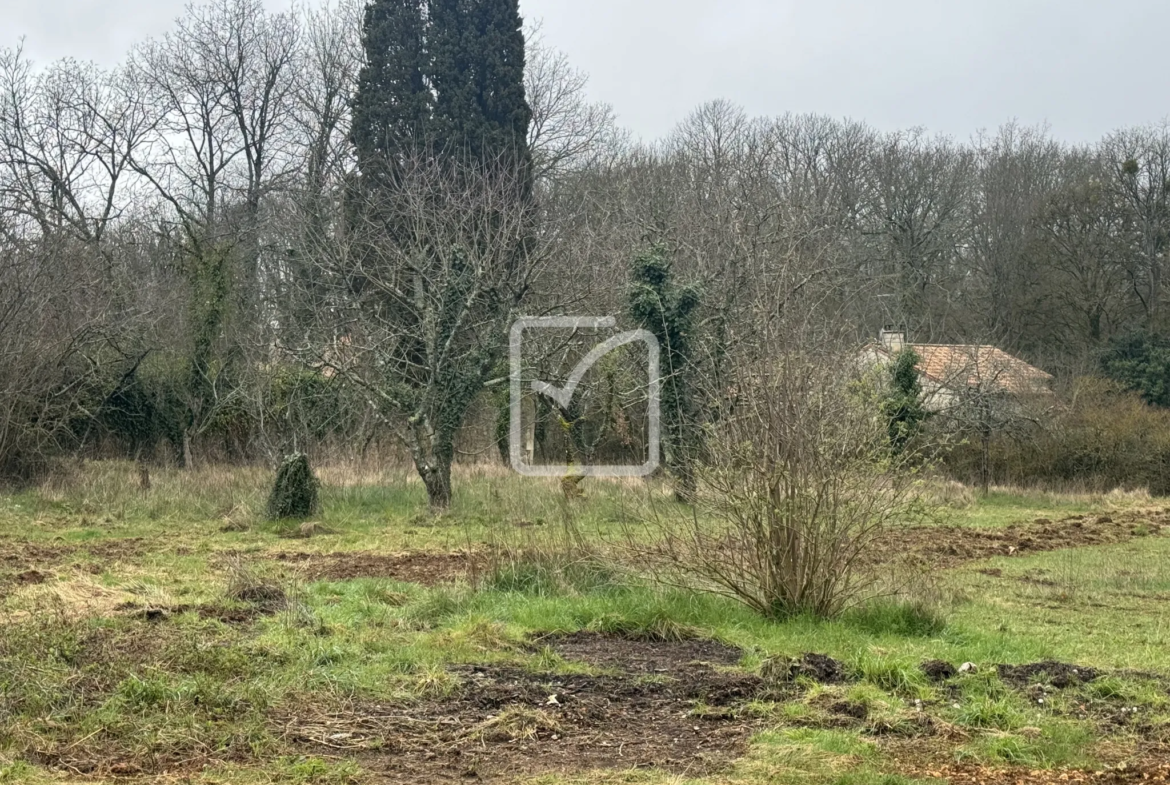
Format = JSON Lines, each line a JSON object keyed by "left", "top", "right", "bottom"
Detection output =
{"left": 940, "top": 487, "right": 1108, "bottom": 529}
{"left": 947, "top": 536, "right": 1170, "bottom": 670}
{"left": 2, "top": 463, "right": 1170, "bottom": 783}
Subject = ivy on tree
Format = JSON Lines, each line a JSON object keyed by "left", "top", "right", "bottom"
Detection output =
{"left": 628, "top": 244, "right": 703, "bottom": 502}
{"left": 348, "top": 0, "right": 532, "bottom": 509}
{"left": 882, "top": 348, "right": 928, "bottom": 453}
{"left": 267, "top": 453, "right": 321, "bottom": 520}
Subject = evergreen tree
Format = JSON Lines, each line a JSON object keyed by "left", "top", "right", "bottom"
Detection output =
{"left": 353, "top": 0, "right": 531, "bottom": 183}
{"left": 429, "top": 0, "right": 532, "bottom": 185}
{"left": 350, "top": 0, "right": 431, "bottom": 188}
{"left": 1100, "top": 331, "right": 1170, "bottom": 408}
{"left": 629, "top": 244, "right": 703, "bottom": 502}
{"left": 881, "top": 348, "right": 927, "bottom": 453}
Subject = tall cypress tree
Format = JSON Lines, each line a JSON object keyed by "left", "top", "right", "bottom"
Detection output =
{"left": 429, "top": 0, "right": 532, "bottom": 188}
{"left": 345, "top": 0, "right": 533, "bottom": 509}
{"left": 350, "top": 0, "right": 431, "bottom": 187}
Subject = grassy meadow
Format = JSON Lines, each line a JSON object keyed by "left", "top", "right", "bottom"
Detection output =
{"left": 1, "top": 461, "right": 1169, "bottom": 784}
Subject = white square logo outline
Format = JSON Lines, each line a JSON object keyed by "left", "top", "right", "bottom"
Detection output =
{"left": 509, "top": 316, "right": 661, "bottom": 477}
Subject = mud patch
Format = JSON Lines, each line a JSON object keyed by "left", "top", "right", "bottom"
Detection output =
{"left": 870, "top": 508, "right": 1170, "bottom": 569}
{"left": 283, "top": 632, "right": 762, "bottom": 782}
{"left": 997, "top": 660, "right": 1099, "bottom": 689}
{"left": 273, "top": 550, "right": 478, "bottom": 586}
{"left": 540, "top": 630, "right": 743, "bottom": 674}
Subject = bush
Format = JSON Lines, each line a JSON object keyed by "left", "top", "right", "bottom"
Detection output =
{"left": 1100, "top": 330, "right": 1170, "bottom": 408}
{"left": 639, "top": 331, "right": 927, "bottom": 619}
{"left": 942, "top": 377, "right": 1170, "bottom": 493}
{"left": 266, "top": 453, "right": 321, "bottom": 520}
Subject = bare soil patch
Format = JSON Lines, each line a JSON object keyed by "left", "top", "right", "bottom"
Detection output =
{"left": 283, "top": 631, "right": 762, "bottom": 783}
{"left": 273, "top": 550, "right": 480, "bottom": 586}
{"left": 872, "top": 508, "right": 1170, "bottom": 569}
{"left": 920, "top": 659, "right": 958, "bottom": 682}
{"left": 997, "top": 660, "right": 1100, "bottom": 689}
{"left": 0, "top": 537, "right": 148, "bottom": 588}
{"left": 538, "top": 630, "right": 744, "bottom": 673}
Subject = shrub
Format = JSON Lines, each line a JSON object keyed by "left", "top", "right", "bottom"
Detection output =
{"left": 942, "top": 377, "right": 1170, "bottom": 493}
{"left": 266, "top": 453, "right": 321, "bottom": 520}
{"left": 639, "top": 329, "right": 928, "bottom": 620}
{"left": 1100, "top": 330, "right": 1170, "bottom": 408}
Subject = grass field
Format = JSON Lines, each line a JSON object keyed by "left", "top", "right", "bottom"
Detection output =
{"left": 2, "top": 461, "right": 1170, "bottom": 784}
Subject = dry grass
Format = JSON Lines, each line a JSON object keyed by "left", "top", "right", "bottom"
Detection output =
{"left": 1, "top": 573, "right": 141, "bottom": 622}
{"left": 466, "top": 706, "right": 563, "bottom": 743}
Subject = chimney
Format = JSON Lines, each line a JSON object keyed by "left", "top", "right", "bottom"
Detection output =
{"left": 880, "top": 327, "right": 905, "bottom": 353}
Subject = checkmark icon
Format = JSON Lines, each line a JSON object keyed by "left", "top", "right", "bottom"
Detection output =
{"left": 508, "top": 316, "right": 661, "bottom": 477}
{"left": 531, "top": 329, "right": 655, "bottom": 410}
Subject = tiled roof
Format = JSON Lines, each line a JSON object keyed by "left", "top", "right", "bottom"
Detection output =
{"left": 907, "top": 344, "right": 1052, "bottom": 394}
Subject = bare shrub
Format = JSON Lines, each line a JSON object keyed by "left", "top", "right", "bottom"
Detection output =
{"left": 639, "top": 325, "right": 927, "bottom": 619}
{"left": 942, "top": 376, "right": 1170, "bottom": 494}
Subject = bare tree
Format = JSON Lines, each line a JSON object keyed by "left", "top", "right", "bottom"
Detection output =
{"left": 1032, "top": 150, "right": 1132, "bottom": 348}
{"left": 967, "top": 122, "right": 1062, "bottom": 350}
{"left": 0, "top": 47, "right": 148, "bottom": 249}
{"left": 1102, "top": 124, "right": 1170, "bottom": 328}
{"left": 524, "top": 22, "right": 621, "bottom": 185}
{"left": 863, "top": 129, "right": 974, "bottom": 338}
{"left": 296, "top": 151, "right": 544, "bottom": 508}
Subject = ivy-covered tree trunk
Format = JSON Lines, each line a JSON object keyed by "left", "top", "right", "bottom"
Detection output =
{"left": 629, "top": 244, "right": 703, "bottom": 503}
{"left": 181, "top": 244, "right": 233, "bottom": 469}
{"left": 408, "top": 418, "right": 455, "bottom": 509}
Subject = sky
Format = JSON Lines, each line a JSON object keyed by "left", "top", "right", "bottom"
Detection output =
{"left": 4, "top": 0, "right": 1168, "bottom": 144}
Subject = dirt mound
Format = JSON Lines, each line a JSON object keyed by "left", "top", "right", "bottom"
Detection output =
{"left": 761, "top": 652, "right": 851, "bottom": 685}
{"left": 274, "top": 550, "right": 478, "bottom": 586}
{"left": 997, "top": 660, "right": 1100, "bottom": 689}
{"left": 14, "top": 569, "right": 49, "bottom": 585}
{"left": 871, "top": 508, "right": 1170, "bottom": 569}
{"left": 920, "top": 659, "right": 957, "bottom": 682}
{"left": 283, "top": 631, "right": 762, "bottom": 783}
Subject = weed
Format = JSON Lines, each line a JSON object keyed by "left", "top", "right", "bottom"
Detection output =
{"left": 841, "top": 599, "right": 946, "bottom": 638}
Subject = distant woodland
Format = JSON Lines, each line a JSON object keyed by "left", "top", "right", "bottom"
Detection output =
{"left": 5, "top": 0, "right": 1170, "bottom": 498}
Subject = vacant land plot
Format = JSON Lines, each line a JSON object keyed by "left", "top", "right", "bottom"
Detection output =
{"left": 2, "top": 463, "right": 1170, "bottom": 784}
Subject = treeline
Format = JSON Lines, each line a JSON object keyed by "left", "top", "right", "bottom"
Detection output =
{"left": 3, "top": 0, "right": 1170, "bottom": 493}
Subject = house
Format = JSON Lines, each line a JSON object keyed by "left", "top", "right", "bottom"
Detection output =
{"left": 862, "top": 329, "right": 1053, "bottom": 414}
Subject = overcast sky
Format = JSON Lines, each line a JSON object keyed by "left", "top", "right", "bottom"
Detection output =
{"left": 5, "top": 0, "right": 1167, "bottom": 144}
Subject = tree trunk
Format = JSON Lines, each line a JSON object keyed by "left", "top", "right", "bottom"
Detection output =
{"left": 408, "top": 418, "right": 455, "bottom": 510}
{"left": 419, "top": 457, "right": 452, "bottom": 509}
{"left": 674, "top": 457, "right": 697, "bottom": 504}
{"left": 980, "top": 424, "right": 991, "bottom": 496}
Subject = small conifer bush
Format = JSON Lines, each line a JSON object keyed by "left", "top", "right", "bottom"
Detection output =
{"left": 266, "top": 453, "right": 320, "bottom": 520}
